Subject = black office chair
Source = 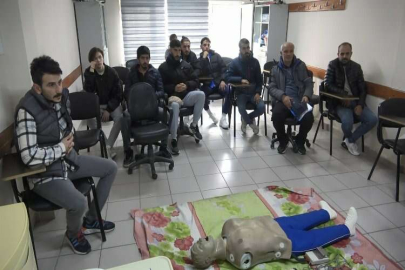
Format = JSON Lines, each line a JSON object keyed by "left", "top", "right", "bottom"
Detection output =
{"left": 127, "top": 83, "right": 174, "bottom": 179}
{"left": 69, "top": 92, "right": 108, "bottom": 158}
{"left": 312, "top": 81, "right": 364, "bottom": 156}
{"left": 113, "top": 66, "right": 129, "bottom": 87}
{"left": 10, "top": 175, "right": 106, "bottom": 263}
{"left": 263, "top": 60, "right": 278, "bottom": 114}
{"left": 126, "top": 59, "right": 138, "bottom": 70}
{"left": 368, "top": 98, "right": 405, "bottom": 201}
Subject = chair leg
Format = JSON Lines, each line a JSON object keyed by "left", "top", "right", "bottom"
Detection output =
{"left": 201, "top": 113, "right": 203, "bottom": 126}
{"left": 321, "top": 115, "right": 324, "bottom": 130}
{"left": 368, "top": 145, "right": 384, "bottom": 180}
{"left": 87, "top": 125, "right": 90, "bottom": 153}
{"left": 396, "top": 154, "right": 400, "bottom": 202}
{"left": 264, "top": 111, "right": 267, "bottom": 137}
{"left": 233, "top": 104, "right": 236, "bottom": 137}
{"left": 329, "top": 119, "right": 333, "bottom": 156}
{"left": 313, "top": 115, "right": 323, "bottom": 143}
{"left": 87, "top": 194, "right": 91, "bottom": 209}
{"left": 362, "top": 135, "right": 365, "bottom": 152}
{"left": 24, "top": 201, "right": 39, "bottom": 270}
{"left": 88, "top": 178, "right": 106, "bottom": 242}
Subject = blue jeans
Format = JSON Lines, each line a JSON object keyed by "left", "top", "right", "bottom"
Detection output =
{"left": 236, "top": 93, "right": 265, "bottom": 125}
{"left": 275, "top": 210, "right": 350, "bottom": 255}
{"left": 336, "top": 105, "right": 377, "bottom": 143}
{"left": 201, "top": 84, "right": 232, "bottom": 114}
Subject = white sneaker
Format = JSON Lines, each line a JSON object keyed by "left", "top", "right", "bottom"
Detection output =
{"left": 241, "top": 117, "right": 247, "bottom": 133}
{"left": 345, "top": 207, "right": 358, "bottom": 236}
{"left": 106, "top": 146, "right": 117, "bottom": 160}
{"left": 219, "top": 114, "right": 229, "bottom": 129}
{"left": 319, "top": 200, "right": 337, "bottom": 220}
{"left": 344, "top": 138, "right": 360, "bottom": 156}
{"left": 206, "top": 109, "right": 218, "bottom": 124}
{"left": 249, "top": 123, "right": 259, "bottom": 135}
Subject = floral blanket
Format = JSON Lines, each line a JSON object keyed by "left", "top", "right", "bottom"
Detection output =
{"left": 131, "top": 186, "right": 399, "bottom": 270}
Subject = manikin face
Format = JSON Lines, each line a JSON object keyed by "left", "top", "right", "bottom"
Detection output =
{"left": 138, "top": 54, "right": 150, "bottom": 70}
{"left": 191, "top": 236, "right": 216, "bottom": 268}
{"left": 338, "top": 45, "right": 352, "bottom": 64}
{"left": 201, "top": 40, "right": 211, "bottom": 52}
{"left": 281, "top": 44, "right": 294, "bottom": 65}
{"left": 34, "top": 73, "right": 63, "bottom": 103}
{"left": 171, "top": 46, "right": 182, "bottom": 61}
{"left": 239, "top": 43, "right": 250, "bottom": 59}
{"left": 181, "top": 41, "right": 191, "bottom": 56}
{"left": 93, "top": 52, "right": 104, "bottom": 70}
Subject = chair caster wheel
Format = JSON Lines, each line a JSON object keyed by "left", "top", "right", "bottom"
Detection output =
{"left": 195, "top": 139, "right": 200, "bottom": 144}
{"left": 128, "top": 168, "right": 133, "bottom": 175}
{"left": 169, "top": 164, "right": 174, "bottom": 170}
{"left": 152, "top": 173, "right": 158, "bottom": 179}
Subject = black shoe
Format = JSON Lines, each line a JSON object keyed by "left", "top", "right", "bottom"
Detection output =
{"left": 277, "top": 141, "right": 288, "bottom": 154}
{"left": 296, "top": 143, "right": 306, "bottom": 155}
{"left": 189, "top": 124, "right": 203, "bottom": 140}
{"left": 171, "top": 139, "right": 179, "bottom": 155}
{"left": 157, "top": 147, "right": 172, "bottom": 159}
{"left": 66, "top": 231, "right": 91, "bottom": 255}
{"left": 123, "top": 150, "right": 134, "bottom": 168}
{"left": 82, "top": 217, "right": 115, "bottom": 235}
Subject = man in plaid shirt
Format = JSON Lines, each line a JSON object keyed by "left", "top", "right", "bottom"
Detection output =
{"left": 15, "top": 56, "right": 118, "bottom": 255}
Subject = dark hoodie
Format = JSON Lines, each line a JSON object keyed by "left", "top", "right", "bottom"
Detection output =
{"left": 182, "top": 51, "right": 201, "bottom": 77}
{"left": 199, "top": 50, "right": 227, "bottom": 88}
{"left": 225, "top": 53, "right": 262, "bottom": 95}
{"left": 158, "top": 54, "right": 199, "bottom": 99}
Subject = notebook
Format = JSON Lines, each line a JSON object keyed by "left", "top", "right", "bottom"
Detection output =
{"left": 290, "top": 101, "right": 313, "bottom": 121}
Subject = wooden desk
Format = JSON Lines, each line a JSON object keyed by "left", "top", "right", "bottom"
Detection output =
{"left": 319, "top": 91, "right": 359, "bottom": 101}
{"left": 198, "top": 76, "right": 213, "bottom": 82}
{"left": 230, "top": 83, "right": 250, "bottom": 88}
{"left": 263, "top": 69, "right": 270, "bottom": 74}
{"left": 108, "top": 256, "right": 174, "bottom": 270}
{"left": 1, "top": 153, "right": 45, "bottom": 182}
{"left": 379, "top": 115, "right": 405, "bottom": 126}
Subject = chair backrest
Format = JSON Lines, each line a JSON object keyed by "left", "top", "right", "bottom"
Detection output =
{"left": 222, "top": 57, "right": 232, "bottom": 67}
{"left": 69, "top": 91, "right": 101, "bottom": 128}
{"left": 126, "top": 59, "right": 138, "bottom": 70}
{"left": 113, "top": 66, "right": 129, "bottom": 86}
{"left": 264, "top": 61, "right": 277, "bottom": 73}
{"left": 379, "top": 98, "right": 405, "bottom": 128}
{"left": 128, "top": 82, "right": 159, "bottom": 122}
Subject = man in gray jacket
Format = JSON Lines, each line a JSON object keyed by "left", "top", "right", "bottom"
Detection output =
{"left": 269, "top": 42, "right": 314, "bottom": 155}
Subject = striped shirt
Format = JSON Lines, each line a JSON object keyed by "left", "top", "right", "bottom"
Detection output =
{"left": 16, "top": 102, "right": 74, "bottom": 185}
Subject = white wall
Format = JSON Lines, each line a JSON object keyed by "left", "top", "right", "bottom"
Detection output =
{"left": 105, "top": 0, "right": 125, "bottom": 67}
{"left": 285, "top": 0, "right": 405, "bottom": 165}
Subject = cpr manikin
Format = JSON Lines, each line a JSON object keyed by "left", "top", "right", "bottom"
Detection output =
{"left": 191, "top": 201, "right": 357, "bottom": 269}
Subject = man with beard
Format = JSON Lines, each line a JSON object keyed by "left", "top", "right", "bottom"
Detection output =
{"left": 181, "top": 36, "right": 201, "bottom": 78}
{"left": 269, "top": 42, "right": 313, "bottom": 155}
{"left": 84, "top": 47, "right": 123, "bottom": 159}
{"left": 199, "top": 37, "right": 231, "bottom": 129}
{"left": 122, "top": 46, "right": 171, "bottom": 167}
{"left": 159, "top": 39, "right": 205, "bottom": 155}
{"left": 325, "top": 42, "right": 377, "bottom": 156}
{"left": 226, "top": 38, "right": 264, "bottom": 135}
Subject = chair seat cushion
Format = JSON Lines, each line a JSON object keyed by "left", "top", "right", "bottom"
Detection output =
{"left": 179, "top": 106, "right": 193, "bottom": 117}
{"left": 386, "top": 139, "right": 405, "bottom": 154}
{"left": 75, "top": 130, "right": 102, "bottom": 149}
{"left": 285, "top": 117, "right": 299, "bottom": 126}
{"left": 131, "top": 123, "right": 169, "bottom": 144}
{"left": 208, "top": 93, "right": 223, "bottom": 100}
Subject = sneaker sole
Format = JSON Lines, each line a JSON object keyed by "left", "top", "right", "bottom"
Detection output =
{"left": 83, "top": 227, "right": 115, "bottom": 235}
{"left": 219, "top": 124, "right": 229, "bottom": 130}
{"left": 278, "top": 148, "right": 287, "bottom": 154}
{"left": 66, "top": 236, "right": 91, "bottom": 255}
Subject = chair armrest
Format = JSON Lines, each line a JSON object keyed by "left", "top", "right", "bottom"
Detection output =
{"left": 311, "top": 95, "right": 320, "bottom": 105}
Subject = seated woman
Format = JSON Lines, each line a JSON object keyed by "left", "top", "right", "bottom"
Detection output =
{"left": 191, "top": 201, "right": 357, "bottom": 269}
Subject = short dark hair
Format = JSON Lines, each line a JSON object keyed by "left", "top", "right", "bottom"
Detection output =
{"left": 30, "top": 55, "right": 62, "bottom": 86}
{"left": 181, "top": 36, "right": 190, "bottom": 44}
{"left": 200, "top": 37, "right": 211, "bottom": 45}
{"left": 239, "top": 38, "right": 250, "bottom": 48}
{"left": 169, "top": 34, "right": 177, "bottom": 41}
{"left": 338, "top": 42, "right": 352, "bottom": 51}
{"left": 137, "top": 46, "right": 150, "bottom": 59}
{"left": 170, "top": 39, "right": 181, "bottom": 49}
{"left": 88, "top": 47, "right": 104, "bottom": 63}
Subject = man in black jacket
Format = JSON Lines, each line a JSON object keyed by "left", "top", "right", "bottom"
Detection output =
{"left": 121, "top": 46, "right": 171, "bottom": 167}
{"left": 84, "top": 47, "right": 123, "bottom": 159}
{"left": 181, "top": 36, "right": 201, "bottom": 78}
{"left": 199, "top": 37, "right": 232, "bottom": 129}
{"left": 225, "top": 38, "right": 264, "bottom": 135}
{"left": 325, "top": 42, "right": 377, "bottom": 156}
{"left": 159, "top": 39, "right": 205, "bottom": 155}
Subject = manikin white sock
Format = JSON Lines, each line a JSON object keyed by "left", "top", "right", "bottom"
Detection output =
{"left": 319, "top": 200, "right": 337, "bottom": 220}
{"left": 345, "top": 207, "right": 358, "bottom": 236}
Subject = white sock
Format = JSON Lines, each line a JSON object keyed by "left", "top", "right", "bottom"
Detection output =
{"left": 319, "top": 200, "right": 337, "bottom": 220}
{"left": 221, "top": 113, "right": 226, "bottom": 119}
{"left": 345, "top": 207, "right": 358, "bottom": 236}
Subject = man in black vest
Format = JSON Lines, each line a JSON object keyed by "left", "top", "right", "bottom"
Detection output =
{"left": 14, "top": 56, "right": 117, "bottom": 255}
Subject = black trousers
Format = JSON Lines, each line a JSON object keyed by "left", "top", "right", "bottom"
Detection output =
{"left": 272, "top": 101, "right": 314, "bottom": 145}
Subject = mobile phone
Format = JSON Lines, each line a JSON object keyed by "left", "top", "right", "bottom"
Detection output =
{"left": 304, "top": 247, "right": 329, "bottom": 266}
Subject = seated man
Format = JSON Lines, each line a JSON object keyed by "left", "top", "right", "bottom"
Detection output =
{"left": 159, "top": 39, "right": 205, "bottom": 155}
{"left": 192, "top": 201, "right": 357, "bottom": 269}
{"left": 165, "top": 33, "right": 177, "bottom": 59}
{"left": 84, "top": 47, "right": 123, "bottom": 159}
{"left": 122, "top": 46, "right": 171, "bottom": 167}
{"left": 199, "top": 37, "right": 231, "bottom": 129}
{"left": 269, "top": 42, "right": 314, "bottom": 155}
{"left": 181, "top": 36, "right": 201, "bottom": 78}
{"left": 15, "top": 56, "right": 117, "bottom": 255}
{"left": 226, "top": 38, "right": 264, "bottom": 135}
{"left": 325, "top": 42, "right": 377, "bottom": 156}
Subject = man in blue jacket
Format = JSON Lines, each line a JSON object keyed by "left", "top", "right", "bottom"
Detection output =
{"left": 225, "top": 38, "right": 264, "bottom": 135}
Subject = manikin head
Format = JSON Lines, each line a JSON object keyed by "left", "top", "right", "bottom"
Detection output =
{"left": 338, "top": 42, "right": 353, "bottom": 65}
{"left": 30, "top": 55, "right": 63, "bottom": 103}
{"left": 191, "top": 236, "right": 222, "bottom": 269}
